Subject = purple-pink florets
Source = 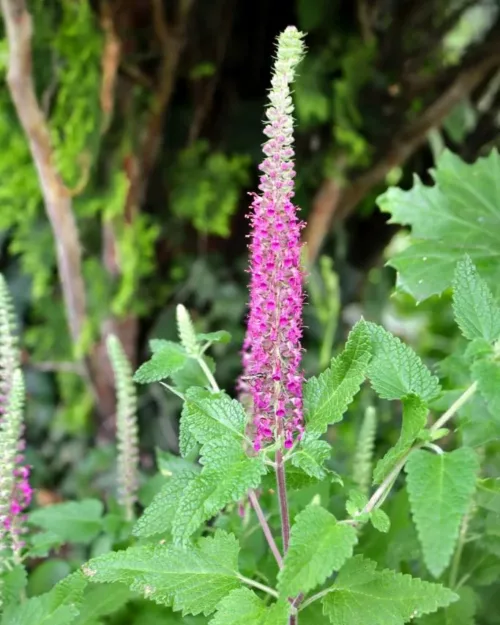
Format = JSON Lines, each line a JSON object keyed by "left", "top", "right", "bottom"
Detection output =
{"left": 240, "top": 26, "right": 306, "bottom": 452}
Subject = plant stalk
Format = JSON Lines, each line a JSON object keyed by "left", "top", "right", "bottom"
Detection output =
{"left": 248, "top": 490, "right": 283, "bottom": 568}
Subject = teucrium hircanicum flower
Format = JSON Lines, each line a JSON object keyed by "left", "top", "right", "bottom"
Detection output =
{"left": 241, "top": 26, "right": 306, "bottom": 451}
{"left": 0, "top": 276, "right": 31, "bottom": 564}
{"left": 107, "top": 334, "right": 139, "bottom": 521}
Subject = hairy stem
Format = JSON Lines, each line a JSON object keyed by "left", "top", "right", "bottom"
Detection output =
{"left": 275, "top": 450, "right": 291, "bottom": 552}
{"left": 248, "top": 490, "right": 283, "bottom": 568}
{"left": 197, "top": 356, "right": 219, "bottom": 392}
{"left": 431, "top": 381, "right": 478, "bottom": 432}
{"left": 238, "top": 575, "right": 279, "bottom": 599}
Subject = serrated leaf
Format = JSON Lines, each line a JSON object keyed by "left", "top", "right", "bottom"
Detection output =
{"left": 156, "top": 449, "right": 200, "bottom": 476}
{"left": 278, "top": 505, "right": 358, "bottom": 597}
{"left": 134, "top": 342, "right": 188, "bottom": 384}
{"left": 452, "top": 256, "right": 500, "bottom": 342}
{"left": 321, "top": 555, "right": 458, "bottom": 625}
{"left": 133, "top": 471, "right": 196, "bottom": 538}
{"left": 83, "top": 530, "right": 241, "bottom": 617}
{"left": 182, "top": 388, "right": 247, "bottom": 444}
{"left": 371, "top": 509, "right": 391, "bottom": 533}
{"left": 405, "top": 448, "right": 479, "bottom": 577}
{"left": 471, "top": 358, "right": 500, "bottom": 418}
{"left": 199, "top": 436, "right": 266, "bottom": 510}
{"left": 373, "top": 395, "right": 428, "bottom": 484}
{"left": 305, "top": 321, "right": 371, "bottom": 434}
{"left": 172, "top": 437, "right": 265, "bottom": 542}
{"left": 209, "top": 589, "right": 289, "bottom": 625}
{"left": 378, "top": 149, "right": 500, "bottom": 300}
{"left": 196, "top": 331, "right": 231, "bottom": 344}
{"left": 416, "top": 586, "right": 476, "bottom": 625}
{"left": 28, "top": 500, "right": 104, "bottom": 544}
{"left": 179, "top": 416, "right": 198, "bottom": 458}
{"left": 1, "top": 573, "right": 86, "bottom": 625}
{"left": 149, "top": 339, "right": 170, "bottom": 354}
{"left": 291, "top": 434, "right": 331, "bottom": 479}
{"left": 366, "top": 323, "right": 441, "bottom": 402}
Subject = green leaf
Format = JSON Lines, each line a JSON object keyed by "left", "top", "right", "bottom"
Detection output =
{"left": 196, "top": 331, "right": 231, "bottom": 344}
{"left": 27, "top": 531, "right": 64, "bottom": 557}
{"left": 182, "top": 388, "right": 247, "bottom": 444}
{"left": 373, "top": 395, "right": 428, "bottom": 484}
{"left": 416, "top": 586, "right": 476, "bottom": 625}
{"left": 179, "top": 416, "right": 198, "bottom": 458}
{"left": 28, "top": 499, "right": 104, "bottom": 544}
{"left": 346, "top": 489, "right": 369, "bottom": 518}
{"left": 172, "top": 437, "right": 265, "bottom": 542}
{"left": 452, "top": 256, "right": 500, "bottom": 342}
{"left": 405, "top": 448, "right": 479, "bottom": 577}
{"left": 73, "top": 583, "right": 131, "bottom": 625}
{"left": 366, "top": 323, "right": 441, "bottom": 402}
{"left": 291, "top": 434, "right": 331, "bottom": 479}
{"left": 378, "top": 149, "right": 500, "bottom": 300}
{"left": 133, "top": 471, "right": 197, "bottom": 538}
{"left": 278, "top": 505, "right": 358, "bottom": 597}
{"left": 0, "top": 566, "right": 27, "bottom": 609}
{"left": 471, "top": 358, "right": 500, "bottom": 418}
{"left": 321, "top": 555, "right": 458, "bottom": 625}
{"left": 1, "top": 573, "right": 87, "bottom": 625}
{"left": 83, "top": 530, "right": 241, "bottom": 617}
{"left": 371, "top": 509, "right": 391, "bottom": 533}
{"left": 156, "top": 449, "right": 200, "bottom": 476}
{"left": 134, "top": 342, "right": 188, "bottom": 384}
{"left": 305, "top": 320, "right": 371, "bottom": 434}
{"left": 209, "top": 589, "right": 289, "bottom": 625}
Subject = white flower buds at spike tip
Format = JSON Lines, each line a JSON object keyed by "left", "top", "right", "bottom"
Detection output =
{"left": 176, "top": 304, "right": 198, "bottom": 356}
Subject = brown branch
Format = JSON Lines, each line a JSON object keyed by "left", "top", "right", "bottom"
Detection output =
{"left": 124, "top": 0, "right": 195, "bottom": 219}
{"left": 304, "top": 49, "right": 500, "bottom": 264}
{"left": 0, "top": 0, "right": 87, "bottom": 345}
{"left": 0, "top": 0, "right": 126, "bottom": 439}
{"left": 100, "top": 1, "right": 121, "bottom": 133}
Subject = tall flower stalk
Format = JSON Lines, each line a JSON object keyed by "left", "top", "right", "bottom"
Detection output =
{"left": 241, "top": 28, "right": 305, "bottom": 624}
{"left": 0, "top": 275, "right": 31, "bottom": 566}
{"left": 241, "top": 26, "right": 306, "bottom": 453}
{"left": 107, "top": 334, "right": 139, "bottom": 521}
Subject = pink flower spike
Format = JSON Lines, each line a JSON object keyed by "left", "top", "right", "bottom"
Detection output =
{"left": 239, "top": 27, "right": 306, "bottom": 451}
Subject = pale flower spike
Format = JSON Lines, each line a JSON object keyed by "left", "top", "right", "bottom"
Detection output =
{"left": 240, "top": 26, "right": 306, "bottom": 452}
{"left": 0, "top": 276, "right": 31, "bottom": 563}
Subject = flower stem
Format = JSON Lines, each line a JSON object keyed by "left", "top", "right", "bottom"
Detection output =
{"left": 431, "top": 382, "right": 478, "bottom": 432}
{"left": 238, "top": 574, "right": 279, "bottom": 599}
{"left": 197, "top": 356, "right": 219, "bottom": 392}
{"left": 275, "top": 449, "right": 291, "bottom": 552}
{"left": 248, "top": 490, "right": 283, "bottom": 568}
